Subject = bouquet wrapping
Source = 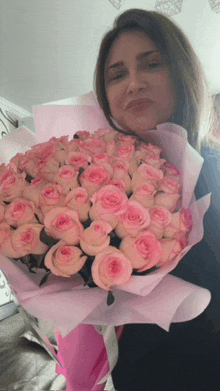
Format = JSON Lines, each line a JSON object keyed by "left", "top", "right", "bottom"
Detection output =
{"left": 0, "top": 92, "right": 211, "bottom": 390}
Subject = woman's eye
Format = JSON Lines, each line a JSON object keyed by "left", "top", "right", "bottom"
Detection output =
{"left": 145, "top": 62, "right": 161, "bottom": 70}
{"left": 108, "top": 72, "right": 125, "bottom": 82}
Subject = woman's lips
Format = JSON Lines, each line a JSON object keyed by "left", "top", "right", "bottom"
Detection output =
{"left": 126, "top": 98, "right": 153, "bottom": 111}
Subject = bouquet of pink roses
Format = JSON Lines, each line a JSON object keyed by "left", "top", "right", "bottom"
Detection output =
{"left": 0, "top": 128, "right": 193, "bottom": 305}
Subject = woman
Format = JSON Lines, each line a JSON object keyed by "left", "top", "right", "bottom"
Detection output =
{"left": 94, "top": 9, "right": 220, "bottom": 391}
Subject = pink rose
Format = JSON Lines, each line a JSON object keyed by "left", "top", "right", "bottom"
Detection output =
{"left": 112, "top": 160, "right": 131, "bottom": 195}
{"left": 30, "top": 140, "right": 56, "bottom": 160}
{"left": 139, "top": 142, "right": 162, "bottom": 157}
{"left": 164, "top": 208, "right": 193, "bottom": 238}
{"left": 44, "top": 240, "right": 87, "bottom": 277}
{"left": 115, "top": 200, "right": 151, "bottom": 238}
{"left": 116, "top": 134, "right": 136, "bottom": 146}
{"left": 65, "top": 151, "right": 91, "bottom": 171}
{"left": 131, "top": 163, "right": 164, "bottom": 191}
{"left": 0, "top": 222, "right": 18, "bottom": 258}
{"left": 158, "top": 177, "right": 181, "bottom": 194}
{"left": 120, "top": 231, "right": 162, "bottom": 272}
{"left": 115, "top": 144, "right": 135, "bottom": 159}
{"left": 5, "top": 197, "right": 37, "bottom": 227}
{"left": 130, "top": 182, "right": 156, "bottom": 208}
{"left": 164, "top": 163, "right": 180, "bottom": 181}
{"left": 11, "top": 223, "right": 48, "bottom": 257}
{"left": 142, "top": 150, "right": 166, "bottom": 169}
{"left": 92, "top": 152, "right": 112, "bottom": 166}
{"left": 79, "top": 165, "right": 112, "bottom": 197}
{"left": 52, "top": 165, "right": 78, "bottom": 195}
{"left": 91, "top": 246, "right": 133, "bottom": 291}
{"left": 109, "top": 179, "right": 126, "bottom": 192}
{"left": 0, "top": 164, "right": 26, "bottom": 202}
{"left": 78, "top": 138, "right": 106, "bottom": 155}
{"left": 16, "top": 154, "right": 39, "bottom": 178}
{"left": 36, "top": 157, "right": 60, "bottom": 181}
{"left": 39, "top": 182, "right": 65, "bottom": 215}
{"left": 157, "top": 233, "right": 188, "bottom": 267}
{"left": 154, "top": 192, "right": 180, "bottom": 212}
{"left": 80, "top": 220, "right": 112, "bottom": 256}
{"left": 89, "top": 185, "right": 128, "bottom": 229}
{"left": 148, "top": 206, "right": 172, "bottom": 239}
{"left": 22, "top": 176, "right": 48, "bottom": 207}
{"left": 44, "top": 207, "right": 84, "bottom": 245}
{"left": 65, "top": 187, "right": 90, "bottom": 222}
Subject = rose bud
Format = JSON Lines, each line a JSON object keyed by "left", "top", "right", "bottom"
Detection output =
{"left": 89, "top": 185, "right": 128, "bottom": 229}
{"left": 65, "top": 151, "right": 92, "bottom": 171}
{"left": 115, "top": 200, "right": 151, "bottom": 239}
{"left": 131, "top": 163, "right": 164, "bottom": 191}
{"left": 120, "top": 231, "right": 162, "bottom": 272}
{"left": 39, "top": 182, "right": 65, "bottom": 215}
{"left": 164, "top": 208, "right": 193, "bottom": 238}
{"left": 4, "top": 197, "right": 38, "bottom": 227}
{"left": 0, "top": 163, "right": 26, "bottom": 202}
{"left": 11, "top": 223, "right": 48, "bottom": 257}
{"left": 130, "top": 182, "right": 156, "bottom": 208}
{"left": 80, "top": 220, "right": 112, "bottom": 256}
{"left": 0, "top": 222, "right": 18, "bottom": 258}
{"left": 65, "top": 187, "right": 90, "bottom": 222}
{"left": 92, "top": 246, "right": 133, "bottom": 291}
{"left": 79, "top": 165, "right": 112, "bottom": 197}
{"left": 44, "top": 240, "right": 87, "bottom": 277}
{"left": 22, "top": 176, "right": 48, "bottom": 207}
{"left": 148, "top": 206, "right": 172, "bottom": 239}
{"left": 51, "top": 165, "right": 78, "bottom": 195}
{"left": 49, "top": 135, "right": 69, "bottom": 165}
{"left": 44, "top": 207, "right": 84, "bottom": 245}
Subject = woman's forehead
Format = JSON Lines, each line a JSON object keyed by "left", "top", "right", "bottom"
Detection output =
{"left": 105, "top": 30, "right": 159, "bottom": 69}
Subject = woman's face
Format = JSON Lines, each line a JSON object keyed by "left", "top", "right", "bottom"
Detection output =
{"left": 105, "top": 30, "right": 175, "bottom": 136}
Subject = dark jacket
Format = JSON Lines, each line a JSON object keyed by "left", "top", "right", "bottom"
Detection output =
{"left": 112, "top": 147, "right": 220, "bottom": 391}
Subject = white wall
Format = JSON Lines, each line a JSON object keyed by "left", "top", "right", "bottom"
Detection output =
{"left": 0, "top": 0, "right": 220, "bottom": 112}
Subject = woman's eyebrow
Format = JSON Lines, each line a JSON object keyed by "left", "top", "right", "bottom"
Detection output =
{"left": 107, "top": 50, "right": 161, "bottom": 71}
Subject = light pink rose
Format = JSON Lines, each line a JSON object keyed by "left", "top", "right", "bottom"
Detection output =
{"left": 0, "top": 164, "right": 26, "bottom": 202}
{"left": 65, "top": 187, "right": 90, "bottom": 222}
{"left": 30, "top": 140, "right": 56, "bottom": 160}
{"left": 164, "top": 163, "right": 180, "bottom": 181}
{"left": 131, "top": 163, "right": 164, "bottom": 191}
{"left": 139, "top": 142, "right": 162, "bottom": 157}
{"left": 91, "top": 246, "right": 133, "bottom": 291}
{"left": 89, "top": 185, "right": 128, "bottom": 229}
{"left": 116, "top": 134, "right": 136, "bottom": 146}
{"left": 148, "top": 206, "right": 172, "bottom": 239}
{"left": 130, "top": 182, "right": 156, "bottom": 208}
{"left": 79, "top": 165, "right": 112, "bottom": 197}
{"left": 78, "top": 138, "right": 106, "bottom": 155}
{"left": 158, "top": 176, "right": 181, "bottom": 194}
{"left": 44, "top": 207, "right": 84, "bottom": 245}
{"left": 51, "top": 165, "right": 78, "bottom": 195}
{"left": 120, "top": 231, "right": 162, "bottom": 271}
{"left": 92, "top": 152, "right": 112, "bottom": 166}
{"left": 36, "top": 157, "right": 60, "bottom": 181}
{"left": 16, "top": 154, "right": 39, "bottom": 178}
{"left": 0, "top": 222, "right": 18, "bottom": 258}
{"left": 142, "top": 150, "right": 166, "bottom": 169}
{"left": 22, "top": 176, "right": 48, "bottom": 207}
{"left": 112, "top": 160, "right": 131, "bottom": 195}
{"left": 115, "top": 200, "right": 151, "bottom": 238}
{"left": 154, "top": 192, "right": 181, "bottom": 212}
{"left": 65, "top": 151, "right": 91, "bottom": 171}
{"left": 80, "top": 220, "right": 112, "bottom": 256}
{"left": 4, "top": 197, "right": 37, "bottom": 227}
{"left": 115, "top": 144, "right": 135, "bottom": 160}
{"left": 157, "top": 233, "right": 188, "bottom": 267}
{"left": 11, "top": 223, "right": 48, "bottom": 257}
{"left": 68, "top": 138, "right": 82, "bottom": 152}
{"left": 109, "top": 179, "right": 126, "bottom": 192}
{"left": 39, "top": 182, "right": 65, "bottom": 215}
{"left": 44, "top": 240, "right": 87, "bottom": 277}
{"left": 164, "top": 208, "right": 193, "bottom": 238}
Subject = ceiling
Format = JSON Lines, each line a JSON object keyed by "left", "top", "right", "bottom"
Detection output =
{"left": 0, "top": 0, "right": 220, "bottom": 113}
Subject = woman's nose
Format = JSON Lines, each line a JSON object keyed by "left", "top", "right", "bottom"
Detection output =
{"left": 126, "top": 71, "right": 146, "bottom": 94}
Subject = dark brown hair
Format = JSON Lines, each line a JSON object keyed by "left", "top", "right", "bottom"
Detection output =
{"left": 94, "top": 9, "right": 217, "bottom": 151}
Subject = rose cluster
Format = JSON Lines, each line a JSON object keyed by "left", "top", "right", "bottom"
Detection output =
{"left": 0, "top": 129, "right": 193, "bottom": 292}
